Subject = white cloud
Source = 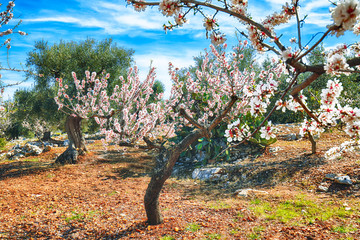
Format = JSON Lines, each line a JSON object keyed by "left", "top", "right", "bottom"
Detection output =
{"left": 134, "top": 48, "right": 199, "bottom": 98}
{"left": 303, "top": 0, "right": 331, "bottom": 12}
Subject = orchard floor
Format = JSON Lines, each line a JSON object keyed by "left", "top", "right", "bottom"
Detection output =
{"left": 0, "top": 130, "right": 359, "bottom": 239}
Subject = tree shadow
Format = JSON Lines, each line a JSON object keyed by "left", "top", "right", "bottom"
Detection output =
{"left": 181, "top": 153, "right": 328, "bottom": 200}
{"left": 94, "top": 149, "right": 156, "bottom": 179}
{"left": 0, "top": 159, "right": 58, "bottom": 180}
{"left": 5, "top": 220, "right": 149, "bottom": 239}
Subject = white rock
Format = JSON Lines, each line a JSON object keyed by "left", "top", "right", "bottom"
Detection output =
{"left": 317, "top": 185, "right": 328, "bottom": 192}
{"left": 334, "top": 175, "right": 353, "bottom": 185}
{"left": 192, "top": 167, "right": 223, "bottom": 181}
{"left": 235, "top": 188, "right": 269, "bottom": 198}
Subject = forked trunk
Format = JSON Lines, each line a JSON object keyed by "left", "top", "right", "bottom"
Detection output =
{"left": 144, "top": 131, "right": 203, "bottom": 225}
{"left": 55, "top": 115, "right": 87, "bottom": 165}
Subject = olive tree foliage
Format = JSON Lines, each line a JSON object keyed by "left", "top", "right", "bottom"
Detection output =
{"left": 24, "top": 38, "right": 134, "bottom": 164}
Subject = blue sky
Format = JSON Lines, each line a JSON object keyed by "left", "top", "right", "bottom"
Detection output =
{"left": 0, "top": 0, "right": 357, "bottom": 100}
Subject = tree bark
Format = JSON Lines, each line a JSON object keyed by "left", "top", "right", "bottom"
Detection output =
{"left": 144, "top": 130, "right": 203, "bottom": 225}
{"left": 144, "top": 96, "right": 238, "bottom": 225}
{"left": 55, "top": 115, "right": 87, "bottom": 165}
{"left": 308, "top": 131, "right": 317, "bottom": 154}
{"left": 41, "top": 131, "right": 51, "bottom": 141}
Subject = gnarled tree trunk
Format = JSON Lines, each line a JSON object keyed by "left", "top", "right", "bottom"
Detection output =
{"left": 55, "top": 115, "right": 87, "bottom": 165}
{"left": 144, "top": 131, "right": 203, "bottom": 225}
{"left": 144, "top": 96, "right": 238, "bottom": 225}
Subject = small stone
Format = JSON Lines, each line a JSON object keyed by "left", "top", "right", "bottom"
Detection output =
{"left": 269, "top": 147, "right": 282, "bottom": 153}
{"left": 334, "top": 175, "right": 353, "bottom": 185}
{"left": 236, "top": 189, "right": 249, "bottom": 197}
{"left": 317, "top": 185, "right": 328, "bottom": 192}
{"left": 192, "top": 167, "right": 223, "bottom": 181}
{"left": 235, "top": 188, "right": 268, "bottom": 198}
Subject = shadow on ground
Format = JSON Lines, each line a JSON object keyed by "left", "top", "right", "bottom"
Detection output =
{"left": 95, "top": 149, "right": 156, "bottom": 179}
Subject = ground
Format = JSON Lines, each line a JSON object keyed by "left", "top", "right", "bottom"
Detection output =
{"left": 0, "top": 129, "right": 359, "bottom": 239}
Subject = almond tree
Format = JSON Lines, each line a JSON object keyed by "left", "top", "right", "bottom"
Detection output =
{"left": 128, "top": 0, "right": 360, "bottom": 224}
{"left": 56, "top": 43, "right": 287, "bottom": 224}
{"left": 58, "top": 0, "right": 360, "bottom": 225}
{"left": 25, "top": 39, "right": 134, "bottom": 164}
{"left": 127, "top": 0, "right": 360, "bottom": 155}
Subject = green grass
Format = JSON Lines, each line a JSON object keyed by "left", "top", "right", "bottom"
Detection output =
{"left": 65, "top": 211, "right": 85, "bottom": 223}
{"left": 204, "top": 232, "right": 222, "bottom": 239}
{"left": 159, "top": 236, "right": 175, "bottom": 240}
{"left": 107, "top": 190, "right": 118, "bottom": 196}
{"left": 247, "top": 225, "right": 265, "bottom": 239}
{"left": 249, "top": 195, "right": 356, "bottom": 224}
{"left": 208, "top": 200, "right": 231, "bottom": 210}
{"left": 23, "top": 157, "right": 40, "bottom": 162}
{"left": 332, "top": 225, "right": 358, "bottom": 233}
{"left": 64, "top": 210, "right": 100, "bottom": 223}
{"left": 185, "top": 222, "right": 201, "bottom": 232}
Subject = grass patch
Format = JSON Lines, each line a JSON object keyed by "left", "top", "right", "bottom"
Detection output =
{"left": 332, "top": 225, "right": 358, "bottom": 233}
{"left": 107, "top": 190, "right": 118, "bottom": 196}
{"left": 250, "top": 195, "right": 355, "bottom": 224}
{"left": 23, "top": 157, "right": 41, "bottom": 162}
{"left": 64, "top": 210, "right": 100, "bottom": 223}
{"left": 204, "top": 232, "right": 222, "bottom": 239}
{"left": 185, "top": 222, "right": 201, "bottom": 232}
{"left": 160, "top": 236, "right": 175, "bottom": 240}
{"left": 65, "top": 211, "right": 85, "bottom": 223}
{"left": 247, "top": 225, "right": 265, "bottom": 239}
{"left": 208, "top": 200, "right": 231, "bottom": 210}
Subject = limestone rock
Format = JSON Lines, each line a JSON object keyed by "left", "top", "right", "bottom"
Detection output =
{"left": 234, "top": 188, "right": 269, "bottom": 198}
{"left": 192, "top": 167, "right": 224, "bottom": 181}
{"left": 334, "top": 175, "right": 353, "bottom": 185}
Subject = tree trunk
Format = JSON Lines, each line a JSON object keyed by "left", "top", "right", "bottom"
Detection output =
{"left": 144, "top": 130, "right": 203, "bottom": 225}
{"left": 55, "top": 115, "right": 88, "bottom": 165}
{"left": 41, "top": 131, "right": 52, "bottom": 141}
{"left": 308, "top": 132, "right": 317, "bottom": 154}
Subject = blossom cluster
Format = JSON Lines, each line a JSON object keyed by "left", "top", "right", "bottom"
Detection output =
{"left": 129, "top": 0, "right": 147, "bottom": 12}
{"left": 329, "top": 0, "right": 360, "bottom": 36}
{"left": 175, "top": 44, "right": 286, "bottom": 143}
{"left": 324, "top": 44, "right": 353, "bottom": 76}
{"left": 297, "top": 79, "right": 360, "bottom": 154}
{"left": 324, "top": 140, "right": 360, "bottom": 160}
{"left": 159, "top": 0, "right": 181, "bottom": 17}
{"left": 224, "top": 119, "right": 250, "bottom": 142}
{"left": 0, "top": 1, "right": 27, "bottom": 49}
{"left": 55, "top": 67, "right": 169, "bottom": 145}
{"left": 246, "top": 2, "right": 297, "bottom": 52}
{"left": 22, "top": 119, "right": 52, "bottom": 139}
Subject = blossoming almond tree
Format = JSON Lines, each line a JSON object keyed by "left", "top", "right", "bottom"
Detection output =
{"left": 59, "top": 0, "right": 360, "bottom": 225}
{"left": 56, "top": 41, "right": 288, "bottom": 224}
{"left": 54, "top": 67, "right": 168, "bottom": 164}
{"left": 117, "top": 0, "right": 360, "bottom": 225}
{"left": 127, "top": 0, "right": 360, "bottom": 152}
